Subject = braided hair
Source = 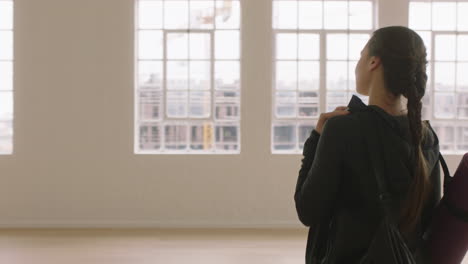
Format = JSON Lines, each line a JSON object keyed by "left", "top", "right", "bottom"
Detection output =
{"left": 367, "top": 26, "right": 431, "bottom": 235}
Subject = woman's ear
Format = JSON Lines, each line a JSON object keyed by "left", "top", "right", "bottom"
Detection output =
{"left": 369, "top": 56, "right": 381, "bottom": 71}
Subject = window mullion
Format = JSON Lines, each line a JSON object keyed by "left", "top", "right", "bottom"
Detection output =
{"left": 320, "top": 31, "right": 326, "bottom": 115}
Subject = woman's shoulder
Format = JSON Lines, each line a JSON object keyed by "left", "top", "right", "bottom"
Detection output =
{"left": 321, "top": 113, "right": 362, "bottom": 142}
{"left": 325, "top": 111, "right": 365, "bottom": 132}
{"left": 421, "top": 120, "right": 439, "bottom": 150}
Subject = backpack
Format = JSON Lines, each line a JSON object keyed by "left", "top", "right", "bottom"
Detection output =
{"left": 425, "top": 152, "right": 468, "bottom": 263}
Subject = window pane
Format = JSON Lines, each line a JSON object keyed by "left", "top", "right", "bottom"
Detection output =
{"left": 435, "top": 34, "right": 456, "bottom": 61}
{"left": 434, "top": 62, "right": 455, "bottom": 91}
{"left": 276, "top": 91, "right": 297, "bottom": 117}
{"left": 189, "top": 61, "right": 210, "bottom": 90}
{"left": 349, "top": 34, "right": 369, "bottom": 60}
{"left": 139, "top": 90, "right": 161, "bottom": 121}
{"left": 276, "top": 33, "right": 297, "bottom": 60}
{"left": 215, "top": 61, "right": 239, "bottom": 90}
{"left": 138, "top": 30, "right": 163, "bottom": 60}
{"left": 215, "top": 124, "right": 239, "bottom": 151}
{"left": 189, "top": 91, "right": 211, "bottom": 118}
{"left": 189, "top": 33, "right": 211, "bottom": 60}
{"left": 457, "top": 126, "right": 468, "bottom": 151}
{"left": 190, "top": 122, "right": 213, "bottom": 150}
{"left": 138, "top": 1, "right": 163, "bottom": 29}
{"left": 432, "top": 123, "right": 454, "bottom": 151}
{"left": 432, "top": 2, "right": 456, "bottom": 31}
{"left": 215, "top": 90, "right": 240, "bottom": 104}
{"left": 458, "top": 3, "right": 468, "bottom": 31}
{"left": 0, "top": 61, "right": 13, "bottom": 91}
{"left": 348, "top": 60, "right": 358, "bottom": 91}
{"left": 138, "top": 61, "right": 163, "bottom": 89}
{"left": 216, "top": 0, "right": 240, "bottom": 29}
{"left": 457, "top": 93, "right": 468, "bottom": 119}
{"left": 0, "top": 30, "right": 13, "bottom": 60}
{"left": 0, "top": 121, "right": 12, "bottom": 153}
{"left": 458, "top": 35, "right": 468, "bottom": 61}
{"left": 166, "top": 91, "right": 188, "bottom": 117}
{"left": 298, "top": 61, "right": 319, "bottom": 91}
{"left": 0, "top": 91, "right": 13, "bottom": 120}
{"left": 276, "top": 61, "right": 297, "bottom": 90}
{"left": 167, "top": 61, "right": 189, "bottom": 90}
{"left": 298, "top": 1, "right": 322, "bottom": 29}
{"left": 327, "top": 61, "right": 348, "bottom": 91}
{"left": 324, "top": 1, "right": 348, "bottom": 29}
{"left": 167, "top": 33, "right": 189, "bottom": 60}
{"left": 434, "top": 92, "right": 455, "bottom": 118}
{"left": 298, "top": 91, "right": 319, "bottom": 118}
{"left": 215, "top": 90, "right": 240, "bottom": 120}
{"left": 190, "top": 1, "right": 215, "bottom": 29}
{"left": 298, "top": 123, "right": 315, "bottom": 150}
{"left": 457, "top": 63, "right": 468, "bottom": 91}
{"left": 215, "top": 30, "right": 239, "bottom": 59}
{"left": 273, "top": 123, "right": 296, "bottom": 150}
{"left": 327, "top": 91, "right": 348, "bottom": 112}
{"left": 273, "top": 1, "right": 298, "bottom": 29}
{"left": 409, "top": 2, "right": 431, "bottom": 30}
{"left": 165, "top": 124, "right": 188, "bottom": 150}
{"left": 298, "top": 34, "right": 319, "bottom": 60}
{"left": 164, "top": 1, "right": 189, "bottom": 29}
{"left": 0, "top": 1, "right": 13, "bottom": 30}
{"left": 349, "top": 1, "right": 372, "bottom": 30}
{"left": 426, "top": 62, "right": 432, "bottom": 87}
{"left": 327, "top": 34, "right": 348, "bottom": 60}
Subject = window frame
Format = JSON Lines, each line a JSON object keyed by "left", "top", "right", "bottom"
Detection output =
{"left": 410, "top": 0, "right": 468, "bottom": 154}
{"left": 134, "top": 0, "right": 242, "bottom": 155}
{"left": 0, "top": 0, "right": 14, "bottom": 155}
{"left": 271, "top": 0, "right": 377, "bottom": 154}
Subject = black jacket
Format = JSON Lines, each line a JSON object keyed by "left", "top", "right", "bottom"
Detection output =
{"left": 294, "top": 95, "right": 441, "bottom": 264}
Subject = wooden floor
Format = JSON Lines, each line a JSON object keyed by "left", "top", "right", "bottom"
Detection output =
{"left": 0, "top": 228, "right": 466, "bottom": 264}
{"left": 0, "top": 228, "right": 308, "bottom": 264}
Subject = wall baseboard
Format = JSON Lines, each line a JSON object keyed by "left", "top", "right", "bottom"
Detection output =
{"left": 0, "top": 220, "right": 304, "bottom": 229}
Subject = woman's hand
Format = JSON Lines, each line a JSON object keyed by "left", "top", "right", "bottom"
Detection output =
{"left": 314, "top": 106, "right": 350, "bottom": 135}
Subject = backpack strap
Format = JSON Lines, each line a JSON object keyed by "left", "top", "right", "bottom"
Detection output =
{"left": 438, "top": 153, "right": 468, "bottom": 222}
{"left": 438, "top": 152, "right": 452, "bottom": 191}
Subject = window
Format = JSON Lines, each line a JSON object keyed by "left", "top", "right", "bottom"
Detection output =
{"left": 272, "top": 0, "right": 374, "bottom": 153}
{"left": 0, "top": 0, "right": 13, "bottom": 154}
{"left": 410, "top": 0, "right": 468, "bottom": 154}
{"left": 136, "top": 0, "right": 241, "bottom": 154}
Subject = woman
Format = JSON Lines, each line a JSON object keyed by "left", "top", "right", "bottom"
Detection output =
{"left": 294, "top": 26, "right": 441, "bottom": 263}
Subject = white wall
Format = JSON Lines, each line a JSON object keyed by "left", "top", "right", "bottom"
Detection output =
{"left": 0, "top": 0, "right": 461, "bottom": 228}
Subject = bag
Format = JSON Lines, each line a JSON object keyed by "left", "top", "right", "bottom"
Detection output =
{"left": 356, "top": 109, "right": 417, "bottom": 264}
{"left": 308, "top": 220, "right": 336, "bottom": 264}
{"left": 425, "top": 153, "right": 468, "bottom": 264}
